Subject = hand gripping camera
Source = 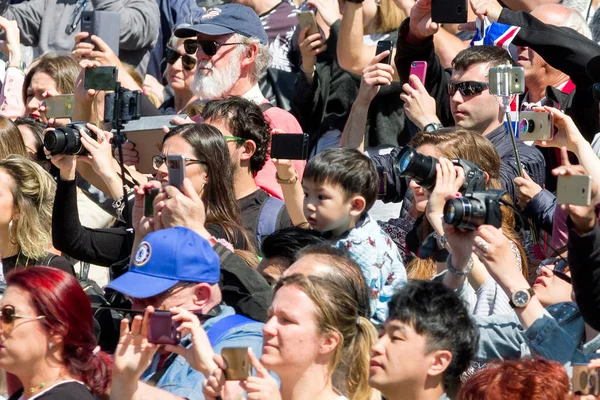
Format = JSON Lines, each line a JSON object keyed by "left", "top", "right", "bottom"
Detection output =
{"left": 395, "top": 147, "right": 486, "bottom": 193}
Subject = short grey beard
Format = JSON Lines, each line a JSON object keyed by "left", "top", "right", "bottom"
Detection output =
{"left": 192, "top": 48, "right": 242, "bottom": 100}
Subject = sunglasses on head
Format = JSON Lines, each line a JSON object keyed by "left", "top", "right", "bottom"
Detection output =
{"left": 536, "top": 257, "right": 572, "bottom": 284}
{"left": 448, "top": 81, "right": 489, "bottom": 96}
{"left": 0, "top": 305, "right": 46, "bottom": 333}
{"left": 165, "top": 48, "right": 197, "bottom": 71}
{"left": 183, "top": 39, "right": 245, "bottom": 57}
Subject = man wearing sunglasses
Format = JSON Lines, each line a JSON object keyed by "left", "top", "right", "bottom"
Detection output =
{"left": 173, "top": 4, "right": 305, "bottom": 200}
{"left": 392, "top": 0, "right": 546, "bottom": 204}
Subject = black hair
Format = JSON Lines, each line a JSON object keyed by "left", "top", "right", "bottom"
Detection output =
{"left": 303, "top": 148, "right": 379, "bottom": 214}
{"left": 14, "top": 117, "right": 47, "bottom": 162}
{"left": 387, "top": 280, "right": 479, "bottom": 392}
{"left": 452, "top": 45, "right": 514, "bottom": 72}
{"left": 201, "top": 96, "right": 271, "bottom": 175}
{"left": 261, "top": 227, "right": 326, "bottom": 263}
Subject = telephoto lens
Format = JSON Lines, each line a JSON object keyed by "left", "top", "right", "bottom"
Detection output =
{"left": 395, "top": 147, "right": 437, "bottom": 189}
{"left": 44, "top": 122, "right": 97, "bottom": 156}
{"left": 443, "top": 189, "right": 505, "bottom": 230}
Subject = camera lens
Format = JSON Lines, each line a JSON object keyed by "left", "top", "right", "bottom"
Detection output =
{"left": 518, "top": 118, "right": 535, "bottom": 136}
{"left": 395, "top": 147, "right": 437, "bottom": 189}
{"left": 43, "top": 129, "right": 69, "bottom": 155}
{"left": 443, "top": 196, "right": 487, "bottom": 230}
{"left": 43, "top": 124, "right": 94, "bottom": 156}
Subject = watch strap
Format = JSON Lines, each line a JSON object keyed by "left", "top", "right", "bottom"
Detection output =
{"left": 423, "top": 123, "right": 444, "bottom": 133}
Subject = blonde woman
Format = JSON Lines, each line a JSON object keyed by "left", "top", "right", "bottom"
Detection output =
{"left": 0, "top": 155, "right": 74, "bottom": 276}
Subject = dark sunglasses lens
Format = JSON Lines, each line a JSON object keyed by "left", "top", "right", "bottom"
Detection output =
{"left": 183, "top": 40, "right": 197, "bottom": 55}
{"left": 200, "top": 41, "right": 217, "bottom": 56}
{"left": 182, "top": 55, "right": 197, "bottom": 70}
{"left": 1, "top": 306, "right": 15, "bottom": 324}
{"left": 166, "top": 49, "right": 180, "bottom": 65}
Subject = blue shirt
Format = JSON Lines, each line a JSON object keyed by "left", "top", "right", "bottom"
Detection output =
{"left": 141, "top": 306, "right": 264, "bottom": 400}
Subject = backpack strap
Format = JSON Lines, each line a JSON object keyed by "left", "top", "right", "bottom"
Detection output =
{"left": 42, "top": 253, "right": 58, "bottom": 266}
{"left": 256, "top": 196, "right": 285, "bottom": 248}
{"left": 207, "top": 314, "right": 257, "bottom": 346}
{"left": 259, "top": 102, "right": 274, "bottom": 112}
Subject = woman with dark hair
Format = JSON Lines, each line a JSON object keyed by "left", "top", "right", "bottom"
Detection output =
{"left": 14, "top": 117, "right": 45, "bottom": 163}
{"left": 0, "top": 116, "right": 28, "bottom": 160}
{"left": 2, "top": 267, "right": 111, "bottom": 399}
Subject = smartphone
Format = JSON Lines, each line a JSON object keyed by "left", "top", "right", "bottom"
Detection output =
{"left": 81, "top": 10, "right": 121, "bottom": 56}
{"left": 409, "top": 61, "right": 427, "bottom": 86}
{"left": 296, "top": 11, "right": 319, "bottom": 36}
{"left": 431, "top": 0, "right": 467, "bottom": 23}
{"left": 518, "top": 111, "right": 554, "bottom": 141}
{"left": 144, "top": 187, "right": 160, "bottom": 217}
{"left": 221, "top": 347, "right": 251, "bottom": 381}
{"left": 44, "top": 94, "right": 75, "bottom": 119}
{"left": 167, "top": 154, "right": 186, "bottom": 191}
{"left": 557, "top": 175, "right": 592, "bottom": 207}
{"left": 270, "top": 133, "right": 309, "bottom": 160}
{"left": 147, "top": 310, "right": 180, "bottom": 345}
{"left": 118, "top": 114, "right": 189, "bottom": 133}
{"left": 488, "top": 66, "right": 525, "bottom": 96}
{"left": 573, "top": 364, "right": 600, "bottom": 395}
{"left": 375, "top": 40, "right": 392, "bottom": 65}
{"left": 84, "top": 66, "right": 118, "bottom": 91}
{"left": 377, "top": 166, "right": 387, "bottom": 198}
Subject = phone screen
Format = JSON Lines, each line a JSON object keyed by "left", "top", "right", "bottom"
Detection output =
{"left": 270, "top": 133, "right": 309, "bottom": 160}
{"left": 375, "top": 40, "right": 392, "bottom": 65}
{"left": 84, "top": 66, "right": 118, "bottom": 91}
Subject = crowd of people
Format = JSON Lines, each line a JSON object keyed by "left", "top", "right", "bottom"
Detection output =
{"left": 0, "top": 0, "right": 599, "bottom": 398}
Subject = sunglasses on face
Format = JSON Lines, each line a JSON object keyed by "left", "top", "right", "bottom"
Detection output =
{"left": 0, "top": 305, "right": 46, "bottom": 333}
{"left": 448, "top": 81, "right": 489, "bottom": 97}
{"left": 165, "top": 48, "right": 197, "bottom": 71}
{"left": 183, "top": 39, "right": 245, "bottom": 57}
{"left": 536, "top": 257, "right": 572, "bottom": 284}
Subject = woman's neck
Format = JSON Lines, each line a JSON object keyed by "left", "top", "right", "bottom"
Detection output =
{"left": 17, "top": 361, "right": 71, "bottom": 399}
{"left": 0, "top": 227, "right": 18, "bottom": 258}
{"left": 279, "top": 364, "right": 339, "bottom": 400}
{"left": 173, "top": 90, "right": 197, "bottom": 114}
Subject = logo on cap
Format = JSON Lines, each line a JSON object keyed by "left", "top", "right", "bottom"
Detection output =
{"left": 133, "top": 242, "right": 152, "bottom": 267}
{"left": 202, "top": 8, "right": 222, "bottom": 20}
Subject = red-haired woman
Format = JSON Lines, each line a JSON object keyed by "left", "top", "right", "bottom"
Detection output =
{"left": 457, "top": 357, "right": 569, "bottom": 400}
{"left": 0, "top": 267, "right": 111, "bottom": 399}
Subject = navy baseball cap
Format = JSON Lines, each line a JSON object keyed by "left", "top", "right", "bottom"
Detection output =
{"left": 174, "top": 4, "right": 268, "bottom": 45}
{"left": 106, "top": 227, "right": 220, "bottom": 299}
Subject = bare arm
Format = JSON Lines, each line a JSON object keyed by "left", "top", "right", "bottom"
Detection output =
{"left": 273, "top": 160, "right": 308, "bottom": 227}
{"left": 433, "top": 28, "right": 469, "bottom": 69}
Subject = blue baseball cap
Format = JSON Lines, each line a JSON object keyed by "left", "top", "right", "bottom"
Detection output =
{"left": 106, "top": 227, "right": 220, "bottom": 299}
{"left": 174, "top": 4, "right": 268, "bottom": 45}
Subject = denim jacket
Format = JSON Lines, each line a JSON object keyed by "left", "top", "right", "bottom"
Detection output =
{"left": 476, "top": 302, "right": 585, "bottom": 367}
{"left": 141, "top": 306, "right": 264, "bottom": 400}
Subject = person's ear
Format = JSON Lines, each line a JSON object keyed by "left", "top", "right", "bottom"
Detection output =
{"left": 426, "top": 349, "right": 453, "bottom": 379}
{"left": 483, "top": 171, "right": 490, "bottom": 184}
{"left": 191, "top": 283, "right": 212, "bottom": 308}
{"left": 319, "top": 330, "right": 341, "bottom": 356}
{"left": 349, "top": 195, "right": 366, "bottom": 217}
{"left": 240, "top": 140, "right": 257, "bottom": 162}
{"left": 240, "top": 42, "right": 258, "bottom": 71}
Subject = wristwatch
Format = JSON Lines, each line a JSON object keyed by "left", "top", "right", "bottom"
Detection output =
{"left": 509, "top": 287, "right": 535, "bottom": 308}
{"left": 7, "top": 60, "right": 26, "bottom": 73}
{"left": 423, "top": 123, "right": 444, "bottom": 133}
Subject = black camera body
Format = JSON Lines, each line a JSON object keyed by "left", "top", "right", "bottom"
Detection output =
{"left": 104, "top": 89, "right": 142, "bottom": 124}
{"left": 44, "top": 122, "right": 97, "bottom": 156}
{"left": 443, "top": 189, "right": 505, "bottom": 230}
{"left": 395, "top": 147, "right": 486, "bottom": 193}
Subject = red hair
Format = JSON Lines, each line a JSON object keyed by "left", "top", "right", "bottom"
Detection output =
{"left": 457, "top": 357, "right": 569, "bottom": 400}
{"left": 6, "top": 267, "right": 112, "bottom": 396}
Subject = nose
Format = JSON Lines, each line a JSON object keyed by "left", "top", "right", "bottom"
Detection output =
{"left": 539, "top": 264, "right": 554, "bottom": 278}
{"left": 409, "top": 179, "right": 421, "bottom": 191}
{"left": 450, "top": 89, "right": 464, "bottom": 104}
{"left": 263, "top": 316, "right": 277, "bottom": 337}
{"left": 371, "top": 335, "right": 387, "bottom": 356}
{"left": 305, "top": 199, "right": 316, "bottom": 212}
{"left": 27, "top": 97, "right": 41, "bottom": 115}
{"left": 157, "top": 159, "right": 168, "bottom": 180}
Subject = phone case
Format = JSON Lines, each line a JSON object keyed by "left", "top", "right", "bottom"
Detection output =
{"left": 488, "top": 66, "right": 525, "bottom": 95}
{"left": 147, "top": 311, "right": 180, "bottom": 345}
{"left": 81, "top": 11, "right": 120, "bottom": 56}
{"left": 518, "top": 111, "right": 553, "bottom": 141}
{"left": 431, "top": 0, "right": 467, "bottom": 23}
{"left": 572, "top": 364, "right": 600, "bottom": 395}
{"left": 44, "top": 94, "right": 75, "bottom": 119}
{"left": 167, "top": 154, "right": 186, "bottom": 191}
{"left": 375, "top": 40, "right": 392, "bottom": 65}
{"left": 296, "top": 11, "right": 319, "bottom": 35}
{"left": 84, "top": 67, "right": 118, "bottom": 91}
{"left": 270, "top": 133, "right": 309, "bottom": 160}
{"left": 222, "top": 348, "right": 251, "bottom": 381}
{"left": 409, "top": 61, "right": 427, "bottom": 85}
{"left": 557, "top": 175, "right": 592, "bottom": 207}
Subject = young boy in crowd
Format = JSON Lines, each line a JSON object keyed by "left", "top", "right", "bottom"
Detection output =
{"left": 277, "top": 147, "right": 406, "bottom": 324}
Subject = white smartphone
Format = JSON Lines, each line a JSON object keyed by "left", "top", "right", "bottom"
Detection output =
{"left": 557, "top": 175, "right": 592, "bottom": 206}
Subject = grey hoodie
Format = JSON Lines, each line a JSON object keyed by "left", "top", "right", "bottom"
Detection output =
{"left": 0, "top": 0, "right": 160, "bottom": 74}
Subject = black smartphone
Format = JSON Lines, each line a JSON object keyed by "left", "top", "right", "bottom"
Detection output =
{"left": 270, "top": 133, "right": 309, "bottom": 160}
{"left": 431, "top": 0, "right": 467, "bottom": 23}
{"left": 84, "top": 66, "right": 118, "bottom": 91}
{"left": 81, "top": 10, "right": 121, "bottom": 56}
{"left": 167, "top": 154, "right": 186, "bottom": 191}
{"left": 144, "top": 187, "right": 160, "bottom": 217}
{"left": 377, "top": 166, "right": 387, "bottom": 198}
{"left": 375, "top": 40, "right": 392, "bottom": 65}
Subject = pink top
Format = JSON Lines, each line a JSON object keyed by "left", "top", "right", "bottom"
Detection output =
{"left": 0, "top": 68, "right": 25, "bottom": 119}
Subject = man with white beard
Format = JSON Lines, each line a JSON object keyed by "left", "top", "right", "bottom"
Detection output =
{"left": 174, "top": 4, "right": 305, "bottom": 199}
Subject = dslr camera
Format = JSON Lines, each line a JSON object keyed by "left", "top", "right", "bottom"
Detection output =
{"left": 573, "top": 364, "right": 599, "bottom": 395}
{"left": 44, "top": 122, "right": 97, "bottom": 156}
{"left": 395, "top": 147, "right": 486, "bottom": 193}
{"left": 443, "top": 189, "right": 505, "bottom": 230}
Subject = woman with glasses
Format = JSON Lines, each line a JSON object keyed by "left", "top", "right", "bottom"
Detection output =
{"left": 159, "top": 27, "right": 199, "bottom": 115}
{"left": 1, "top": 267, "right": 111, "bottom": 399}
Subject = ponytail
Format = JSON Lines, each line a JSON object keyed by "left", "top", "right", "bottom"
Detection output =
{"left": 345, "top": 316, "right": 378, "bottom": 400}
{"left": 64, "top": 345, "right": 112, "bottom": 396}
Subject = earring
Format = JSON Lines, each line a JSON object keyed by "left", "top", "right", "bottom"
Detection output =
{"left": 48, "top": 342, "right": 54, "bottom": 350}
{"left": 7, "top": 220, "right": 12, "bottom": 235}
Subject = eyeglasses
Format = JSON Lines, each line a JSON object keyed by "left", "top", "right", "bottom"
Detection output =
{"left": 152, "top": 155, "right": 207, "bottom": 171}
{"left": 0, "top": 305, "right": 46, "bottom": 333}
{"left": 223, "top": 136, "right": 246, "bottom": 143}
{"left": 166, "top": 48, "right": 197, "bottom": 71}
{"left": 448, "top": 81, "right": 489, "bottom": 97}
{"left": 536, "top": 257, "right": 572, "bottom": 284}
{"left": 183, "top": 39, "right": 245, "bottom": 56}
